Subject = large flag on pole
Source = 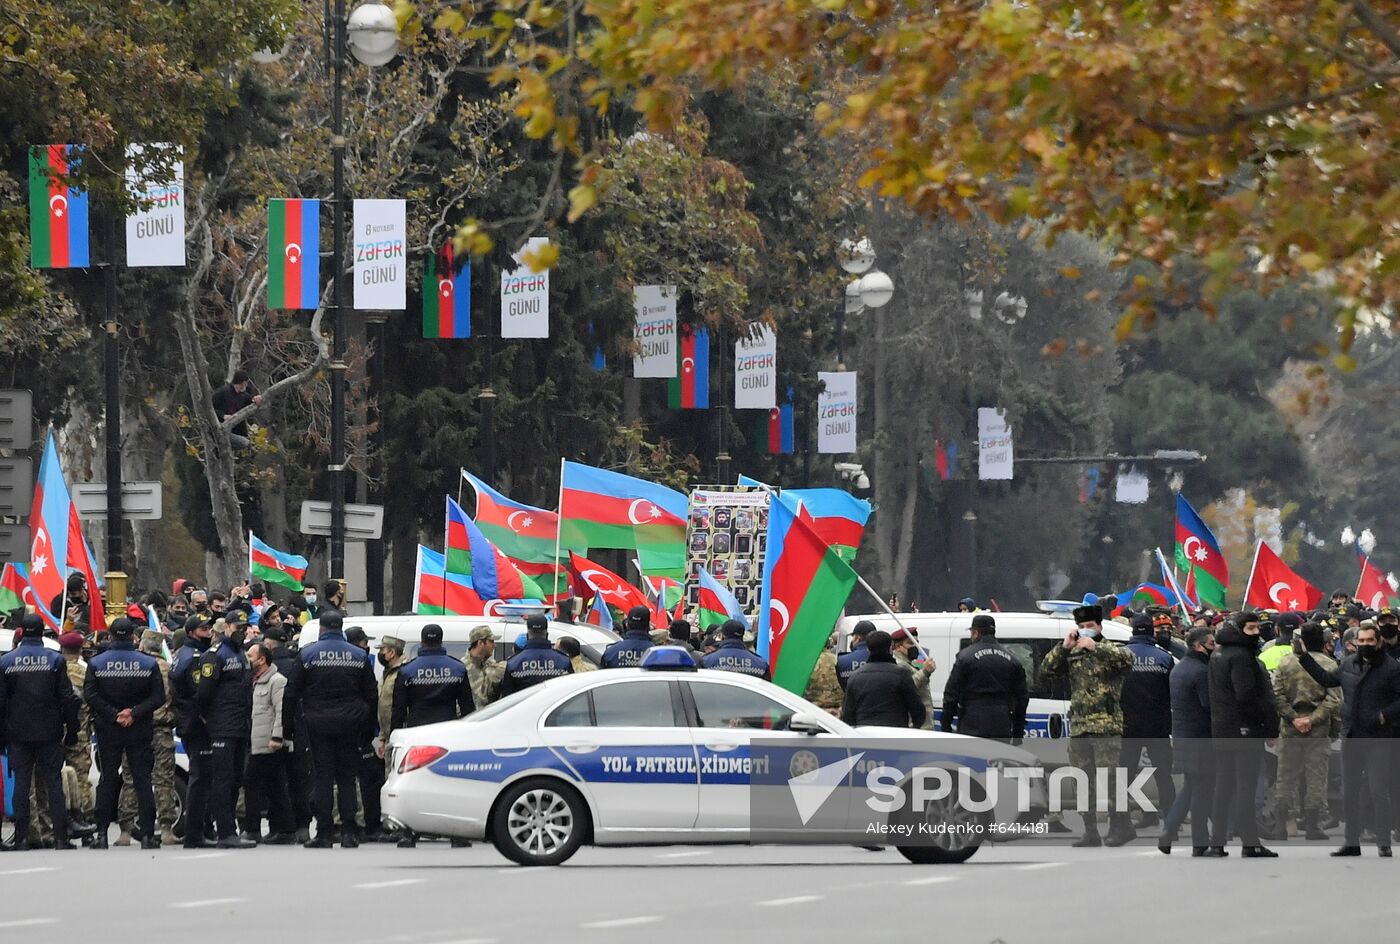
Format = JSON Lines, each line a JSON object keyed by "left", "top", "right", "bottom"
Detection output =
{"left": 413, "top": 545, "right": 488, "bottom": 615}
{"left": 1356, "top": 550, "right": 1400, "bottom": 611}
{"left": 248, "top": 532, "right": 309, "bottom": 591}
{"left": 738, "top": 476, "right": 871, "bottom": 563}
{"left": 454, "top": 498, "right": 545, "bottom": 601}
{"left": 568, "top": 551, "right": 651, "bottom": 613}
{"left": 461, "top": 469, "right": 567, "bottom": 564}
{"left": 759, "top": 498, "right": 859, "bottom": 694}
{"left": 66, "top": 509, "right": 107, "bottom": 631}
{"left": 29, "top": 430, "right": 74, "bottom": 614}
{"left": 1243, "top": 542, "right": 1323, "bottom": 612}
{"left": 559, "top": 461, "right": 687, "bottom": 578}
{"left": 0, "top": 563, "right": 58, "bottom": 629}
{"left": 1174, "top": 495, "right": 1228, "bottom": 608}
{"left": 422, "top": 242, "right": 470, "bottom": 338}
{"left": 667, "top": 326, "right": 710, "bottom": 409}
{"left": 696, "top": 565, "right": 745, "bottom": 630}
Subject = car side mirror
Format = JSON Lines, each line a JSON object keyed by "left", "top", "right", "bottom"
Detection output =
{"left": 789, "top": 712, "right": 830, "bottom": 735}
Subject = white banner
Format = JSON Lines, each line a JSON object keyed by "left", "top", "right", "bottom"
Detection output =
{"left": 352, "top": 199, "right": 406, "bottom": 310}
{"left": 125, "top": 144, "right": 184, "bottom": 267}
{"left": 977, "top": 407, "right": 1014, "bottom": 480}
{"left": 631, "top": 285, "right": 678, "bottom": 378}
{"left": 1115, "top": 466, "right": 1150, "bottom": 504}
{"left": 734, "top": 325, "right": 777, "bottom": 409}
{"left": 817, "top": 371, "right": 858, "bottom": 454}
{"left": 500, "top": 237, "right": 551, "bottom": 338}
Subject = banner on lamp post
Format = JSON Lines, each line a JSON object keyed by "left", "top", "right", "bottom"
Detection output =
{"left": 977, "top": 407, "right": 1014, "bottom": 480}
{"left": 816, "top": 371, "right": 858, "bottom": 454}
{"left": 352, "top": 199, "right": 406, "bottom": 309}
{"left": 734, "top": 325, "right": 777, "bottom": 409}
{"left": 500, "top": 237, "right": 550, "bottom": 338}
{"left": 125, "top": 144, "right": 184, "bottom": 267}
{"left": 632, "top": 285, "right": 678, "bottom": 378}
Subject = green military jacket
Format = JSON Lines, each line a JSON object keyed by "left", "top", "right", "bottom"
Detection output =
{"left": 1272, "top": 651, "right": 1341, "bottom": 735}
{"left": 1040, "top": 637, "right": 1133, "bottom": 736}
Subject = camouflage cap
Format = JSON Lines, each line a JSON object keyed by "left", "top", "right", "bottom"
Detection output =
{"left": 379, "top": 635, "right": 406, "bottom": 652}
{"left": 469, "top": 625, "right": 495, "bottom": 645}
{"left": 139, "top": 629, "right": 164, "bottom": 649}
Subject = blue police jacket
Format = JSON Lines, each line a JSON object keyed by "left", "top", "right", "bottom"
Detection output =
{"left": 701, "top": 639, "right": 770, "bottom": 680}
{"left": 499, "top": 639, "right": 573, "bottom": 698}
{"left": 836, "top": 644, "right": 869, "bottom": 690}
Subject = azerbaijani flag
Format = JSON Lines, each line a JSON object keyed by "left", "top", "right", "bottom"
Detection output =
{"left": 667, "top": 326, "right": 709, "bottom": 409}
{"left": 587, "top": 591, "right": 614, "bottom": 630}
{"left": 445, "top": 495, "right": 474, "bottom": 577}
{"left": 1356, "top": 550, "right": 1399, "bottom": 611}
{"left": 759, "top": 390, "right": 794, "bottom": 455}
{"left": 461, "top": 469, "right": 571, "bottom": 564}
{"left": 455, "top": 499, "right": 544, "bottom": 601}
{"left": 422, "top": 242, "right": 470, "bottom": 338}
{"left": 1174, "top": 495, "right": 1228, "bottom": 609}
{"left": 1129, "top": 582, "right": 1191, "bottom": 609}
{"left": 696, "top": 565, "right": 745, "bottom": 630}
{"left": 249, "top": 532, "right": 309, "bottom": 591}
{"left": 0, "top": 563, "right": 57, "bottom": 629}
{"left": 29, "top": 145, "right": 89, "bottom": 268}
{"left": 267, "top": 198, "right": 321, "bottom": 309}
{"left": 29, "top": 430, "right": 73, "bottom": 613}
{"left": 559, "top": 461, "right": 688, "bottom": 578}
{"left": 759, "top": 498, "right": 858, "bottom": 694}
{"left": 414, "top": 545, "right": 488, "bottom": 615}
{"left": 637, "top": 566, "right": 683, "bottom": 628}
{"left": 739, "top": 476, "right": 870, "bottom": 563}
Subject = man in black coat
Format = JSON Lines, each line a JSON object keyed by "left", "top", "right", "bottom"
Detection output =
{"left": 1296, "top": 621, "right": 1400, "bottom": 856}
{"left": 841, "top": 631, "right": 926, "bottom": 729}
{"left": 1118, "top": 612, "right": 1176, "bottom": 842}
{"left": 1161, "top": 627, "right": 1215, "bottom": 855}
{"left": 1206, "top": 612, "right": 1279, "bottom": 857}
{"left": 941, "top": 614, "right": 1028, "bottom": 740}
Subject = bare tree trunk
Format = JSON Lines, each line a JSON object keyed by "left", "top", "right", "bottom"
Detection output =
{"left": 125, "top": 392, "right": 174, "bottom": 594}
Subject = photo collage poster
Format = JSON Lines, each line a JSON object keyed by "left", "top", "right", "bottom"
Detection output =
{"left": 685, "top": 486, "right": 772, "bottom": 620}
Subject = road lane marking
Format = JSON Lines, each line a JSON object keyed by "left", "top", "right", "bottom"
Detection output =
{"left": 169, "top": 898, "right": 244, "bottom": 909}
{"left": 354, "top": 879, "right": 426, "bottom": 890}
{"left": 657, "top": 850, "right": 713, "bottom": 859}
{"left": 581, "top": 916, "right": 663, "bottom": 929}
{"left": 0, "top": 919, "right": 57, "bottom": 929}
{"left": 173, "top": 852, "right": 228, "bottom": 861}
{"left": 0, "top": 867, "right": 58, "bottom": 876}
{"left": 755, "top": 895, "right": 823, "bottom": 907}
{"left": 1014, "top": 862, "right": 1067, "bottom": 871}
{"left": 903, "top": 876, "right": 960, "bottom": 886}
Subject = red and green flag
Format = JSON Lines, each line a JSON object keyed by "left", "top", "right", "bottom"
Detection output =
{"left": 249, "top": 532, "right": 309, "bottom": 591}
{"left": 29, "top": 145, "right": 90, "bottom": 268}
{"left": 1174, "top": 494, "right": 1228, "bottom": 609}
{"left": 559, "top": 460, "right": 688, "bottom": 579}
{"left": 1356, "top": 551, "right": 1400, "bottom": 610}
{"left": 413, "top": 545, "right": 488, "bottom": 615}
{"left": 667, "top": 326, "right": 709, "bottom": 409}
{"left": 422, "top": 242, "right": 470, "bottom": 338}
{"left": 461, "top": 469, "right": 570, "bottom": 563}
{"left": 759, "top": 400, "right": 794, "bottom": 454}
{"left": 0, "top": 563, "right": 57, "bottom": 629}
{"left": 267, "top": 198, "right": 321, "bottom": 309}
{"left": 696, "top": 565, "right": 745, "bottom": 630}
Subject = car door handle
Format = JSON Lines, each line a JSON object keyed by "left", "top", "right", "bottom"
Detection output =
{"left": 701, "top": 742, "right": 741, "bottom": 752}
{"left": 563, "top": 743, "right": 599, "bottom": 753}
{"left": 491, "top": 745, "right": 530, "bottom": 757}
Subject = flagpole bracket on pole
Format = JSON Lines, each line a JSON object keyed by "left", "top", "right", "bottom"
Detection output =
{"left": 103, "top": 571, "right": 128, "bottom": 622}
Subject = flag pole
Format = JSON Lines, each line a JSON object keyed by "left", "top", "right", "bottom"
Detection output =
{"left": 1357, "top": 553, "right": 1368, "bottom": 600}
{"left": 850, "top": 568, "right": 930, "bottom": 662}
{"left": 457, "top": 468, "right": 464, "bottom": 510}
{"left": 1240, "top": 541, "right": 1262, "bottom": 611}
{"left": 553, "top": 457, "right": 566, "bottom": 601}
{"left": 1155, "top": 546, "right": 1194, "bottom": 625}
{"left": 247, "top": 530, "right": 254, "bottom": 582}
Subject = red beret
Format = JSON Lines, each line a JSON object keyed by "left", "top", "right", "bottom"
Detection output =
{"left": 57, "top": 632, "right": 85, "bottom": 650}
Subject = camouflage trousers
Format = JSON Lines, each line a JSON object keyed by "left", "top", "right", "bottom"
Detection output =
{"left": 27, "top": 765, "right": 79, "bottom": 843}
{"left": 66, "top": 738, "right": 94, "bottom": 819}
{"left": 119, "top": 728, "right": 179, "bottom": 830}
{"left": 1274, "top": 732, "right": 1330, "bottom": 818}
{"left": 1068, "top": 736, "right": 1122, "bottom": 826}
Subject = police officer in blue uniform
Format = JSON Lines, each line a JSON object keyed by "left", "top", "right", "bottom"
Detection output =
{"left": 391, "top": 624, "right": 474, "bottom": 730}
{"left": 84, "top": 617, "right": 166, "bottom": 850}
{"left": 0, "top": 614, "right": 80, "bottom": 850}
{"left": 283, "top": 610, "right": 377, "bottom": 848}
{"left": 196, "top": 614, "right": 255, "bottom": 849}
{"left": 499, "top": 615, "right": 573, "bottom": 697}
{"left": 171, "top": 615, "right": 216, "bottom": 848}
{"left": 837, "top": 620, "right": 874, "bottom": 690}
{"left": 701, "top": 620, "right": 771, "bottom": 679}
{"left": 1113, "top": 611, "right": 1177, "bottom": 845}
{"left": 600, "top": 606, "right": 656, "bottom": 668}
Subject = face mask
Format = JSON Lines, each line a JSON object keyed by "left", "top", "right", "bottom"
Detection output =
{"left": 305, "top": 595, "right": 317, "bottom": 605}
{"left": 1155, "top": 632, "right": 1172, "bottom": 649}
{"left": 377, "top": 652, "right": 393, "bottom": 668}
{"left": 227, "top": 629, "right": 246, "bottom": 648}
{"left": 1359, "top": 644, "right": 1383, "bottom": 662}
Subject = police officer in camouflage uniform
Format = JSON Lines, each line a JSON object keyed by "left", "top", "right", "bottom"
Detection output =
{"left": 1039, "top": 604, "right": 1134, "bottom": 847}
{"left": 465, "top": 625, "right": 504, "bottom": 709}
{"left": 803, "top": 635, "right": 843, "bottom": 713}
{"left": 117, "top": 629, "right": 178, "bottom": 845}
{"left": 1272, "top": 621, "right": 1339, "bottom": 841}
{"left": 58, "top": 632, "right": 94, "bottom": 832}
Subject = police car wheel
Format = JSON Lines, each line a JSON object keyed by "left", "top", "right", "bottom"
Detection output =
{"left": 491, "top": 778, "right": 587, "bottom": 866}
{"left": 890, "top": 773, "right": 987, "bottom": 865}
{"left": 895, "top": 843, "right": 979, "bottom": 865}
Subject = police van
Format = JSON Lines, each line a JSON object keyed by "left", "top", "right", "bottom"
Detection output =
{"left": 835, "top": 606, "right": 1132, "bottom": 765}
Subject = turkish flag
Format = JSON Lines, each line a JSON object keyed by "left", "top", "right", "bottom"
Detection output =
{"left": 1356, "top": 553, "right": 1398, "bottom": 610}
{"left": 1244, "top": 542, "right": 1322, "bottom": 613}
{"left": 568, "top": 552, "right": 651, "bottom": 613}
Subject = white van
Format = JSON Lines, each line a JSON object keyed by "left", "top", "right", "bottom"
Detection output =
{"left": 296, "top": 613, "right": 621, "bottom": 676}
{"left": 835, "top": 609, "right": 1132, "bottom": 764}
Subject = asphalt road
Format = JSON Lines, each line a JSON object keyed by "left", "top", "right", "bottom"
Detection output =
{"left": 1, "top": 839, "right": 1395, "bottom": 943}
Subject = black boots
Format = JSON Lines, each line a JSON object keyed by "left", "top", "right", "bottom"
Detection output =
{"left": 1104, "top": 814, "right": 1138, "bottom": 847}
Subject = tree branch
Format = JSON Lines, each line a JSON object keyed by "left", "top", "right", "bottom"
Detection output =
{"left": 1353, "top": 0, "right": 1400, "bottom": 59}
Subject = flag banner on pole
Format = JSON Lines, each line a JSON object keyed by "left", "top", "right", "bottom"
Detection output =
{"left": 0, "top": 563, "right": 58, "bottom": 629}
{"left": 451, "top": 496, "right": 544, "bottom": 601}
{"left": 632, "top": 285, "right": 678, "bottom": 378}
{"left": 353, "top": 199, "right": 406, "bottom": 310}
{"left": 735, "top": 325, "right": 777, "bottom": 410}
{"left": 736, "top": 476, "right": 870, "bottom": 564}
{"left": 422, "top": 242, "right": 470, "bottom": 338}
{"left": 636, "top": 564, "right": 683, "bottom": 627}
{"left": 414, "top": 545, "right": 488, "bottom": 615}
{"left": 977, "top": 407, "right": 1013, "bottom": 480}
{"left": 559, "top": 461, "right": 688, "bottom": 578}
{"left": 587, "top": 591, "right": 615, "bottom": 629}
{"left": 934, "top": 440, "right": 950, "bottom": 481}
{"left": 500, "top": 237, "right": 550, "bottom": 338}
{"left": 568, "top": 551, "right": 651, "bottom": 612}
{"left": 1174, "top": 495, "right": 1228, "bottom": 608}
{"left": 758, "top": 499, "right": 859, "bottom": 694}
{"left": 29, "top": 145, "right": 90, "bottom": 268}
{"left": 249, "top": 532, "right": 309, "bottom": 591}
{"left": 696, "top": 564, "right": 745, "bottom": 630}
{"left": 1243, "top": 542, "right": 1323, "bottom": 612}
{"left": 667, "top": 325, "right": 710, "bottom": 408}
{"left": 66, "top": 508, "right": 106, "bottom": 631}
{"left": 816, "top": 371, "right": 857, "bottom": 454}
{"left": 461, "top": 469, "right": 566, "bottom": 563}
{"left": 758, "top": 386, "right": 794, "bottom": 454}
{"left": 1128, "top": 582, "right": 1192, "bottom": 610}
{"left": 125, "top": 143, "right": 184, "bottom": 267}
{"left": 588, "top": 321, "right": 606, "bottom": 371}
{"left": 1356, "top": 550, "right": 1400, "bottom": 610}
{"left": 29, "top": 430, "right": 73, "bottom": 612}
{"left": 516, "top": 560, "right": 570, "bottom": 604}
{"left": 267, "top": 198, "right": 321, "bottom": 309}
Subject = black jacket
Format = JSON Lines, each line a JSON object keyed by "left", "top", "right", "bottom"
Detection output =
{"left": 83, "top": 641, "right": 166, "bottom": 742}
{"left": 840, "top": 656, "right": 927, "bottom": 729}
{"left": 0, "top": 637, "right": 79, "bottom": 744}
{"left": 600, "top": 631, "right": 655, "bottom": 669}
{"left": 170, "top": 637, "right": 210, "bottom": 741}
{"left": 1170, "top": 649, "right": 1212, "bottom": 740}
{"left": 499, "top": 640, "right": 573, "bottom": 698}
{"left": 391, "top": 646, "right": 474, "bottom": 729}
{"left": 195, "top": 637, "right": 253, "bottom": 740}
{"left": 212, "top": 382, "right": 255, "bottom": 437}
{"left": 1298, "top": 648, "right": 1400, "bottom": 738}
{"left": 941, "top": 637, "right": 1028, "bottom": 739}
{"left": 269, "top": 643, "right": 307, "bottom": 743}
{"left": 284, "top": 631, "right": 377, "bottom": 739}
{"left": 1208, "top": 625, "right": 1278, "bottom": 742}
{"left": 1121, "top": 633, "right": 1174, "bottom": 738}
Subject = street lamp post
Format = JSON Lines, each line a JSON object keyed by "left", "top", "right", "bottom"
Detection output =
{"left": 962, "top": 509, "right": 979, "bottom": 601}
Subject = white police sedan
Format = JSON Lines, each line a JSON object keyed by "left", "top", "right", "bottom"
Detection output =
{"left": 383, "top": 648, "right": 1048, "bottom": 866}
